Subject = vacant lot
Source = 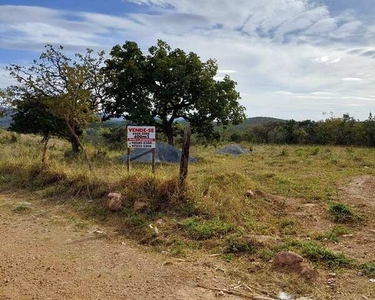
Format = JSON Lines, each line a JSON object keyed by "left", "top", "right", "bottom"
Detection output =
{"left": 0, "top": 130, "right": 374, "bottom": 299}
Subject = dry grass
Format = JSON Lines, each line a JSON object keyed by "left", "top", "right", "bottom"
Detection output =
{"left": 1, "top": 129, "right": 375, "bottom": 298}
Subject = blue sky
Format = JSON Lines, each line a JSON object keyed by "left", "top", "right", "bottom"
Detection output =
{"left": 1, "top": 0, "right": 375, "bottom": 120}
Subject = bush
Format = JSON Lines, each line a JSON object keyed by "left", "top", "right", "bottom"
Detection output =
{"left": 360, "top": 262, "right": 375, "bottom": 277}
{"left": 328, "top": 203, "right": 362, "bottom": 223}
{"left": 299, "top": 241, "right": 351, "bottom": 268}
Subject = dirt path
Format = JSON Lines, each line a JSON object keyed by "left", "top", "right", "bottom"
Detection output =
{"left": 0, "top": 192, "right": 255, "bottom": 300}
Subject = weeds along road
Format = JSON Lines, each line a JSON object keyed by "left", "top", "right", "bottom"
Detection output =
{"left": 0, "top": 192, "right": 249, "bottom": 300}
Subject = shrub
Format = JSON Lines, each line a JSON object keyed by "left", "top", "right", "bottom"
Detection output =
{"left": 360, "top": 262, "right": 375, "bottom": 277}
{"left": 299, "top": 241, "right": 351, "bottom": 268}
{"left": 328, "top": 203, "right": 362, "bottom": 223}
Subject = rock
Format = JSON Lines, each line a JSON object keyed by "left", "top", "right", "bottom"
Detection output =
{"left": 155, "top": 219, "right": 165, "bottom": 225}
{"left": 296, "top": 298, "right": 314, "bottom": 300}
{"left": 108, "top": 193, "right": 123, "bottom": 212}
{"left": 245, "top": 190, "right": 255, "bottom": 198}
{"left": 278, "top": 291, "right": 293, "bottom": 300}
{"left": 134, "top": 201, "right": 148, "bottom": 211}
{"left": 149, "top": 224, "right": 159, "bottom": 235}
{"left": 273, "top": 251, "right": 303, "bottom": 267}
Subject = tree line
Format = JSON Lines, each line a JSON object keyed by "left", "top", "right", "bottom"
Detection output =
{"left": 226, "top": 113, "right": 375, "bottom": 147}
{"left": 1, "top": 41, "right": 245, "bottom": 159}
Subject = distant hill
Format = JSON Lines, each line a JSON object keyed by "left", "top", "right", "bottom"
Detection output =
{"left": 225, "top": 117, "right": 286, "bottom": 133}
{"left": 0, "top": 115, "right": 12, "bottom": 129}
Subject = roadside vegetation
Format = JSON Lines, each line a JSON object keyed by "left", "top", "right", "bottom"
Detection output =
{"left": 1, "top": 41, "right": 374, "bottom": 298}
{"left": 1, "top": 130, "right": 374, "bottom": 276}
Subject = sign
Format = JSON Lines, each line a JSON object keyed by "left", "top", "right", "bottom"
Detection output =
{"left": 127, "top": 126, "right": 156, "bottom": 149}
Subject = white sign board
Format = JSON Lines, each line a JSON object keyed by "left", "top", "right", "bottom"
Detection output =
{"left": 127, "top": 126, "right": 156, "bottom": 149}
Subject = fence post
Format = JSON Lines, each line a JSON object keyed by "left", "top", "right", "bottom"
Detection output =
{"left": 127, "top": 148, "right": 131, "bottom": 173}
{"left": 179, "top": 126, "right": 191, "bottom": 190}
{"left": 152, "top": 148, "right": 156, "bottom": 174}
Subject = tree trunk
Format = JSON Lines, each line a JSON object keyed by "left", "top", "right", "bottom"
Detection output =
{"left": 65, "top": 119, "right": 93, "bottom": 170}
{"left": 70, "top": 136, "right": 80, "bottom": 153}
{"left": 41, "top": 134, "right": 51, "bottom": 166}
{"left": 165, "top": 123, "right": 174, "bottom": 146}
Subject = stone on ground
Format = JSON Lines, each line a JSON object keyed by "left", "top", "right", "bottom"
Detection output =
{"left": 107, "top": 193, "right": 123, "bottom": 212}
{"left": 273, "top": 251, "right": 303, "bottom": 267}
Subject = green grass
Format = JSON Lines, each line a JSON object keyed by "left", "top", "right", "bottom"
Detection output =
{"left": 180, "top": 217, "right": 234, "bottom": 240}
{"left": 275, "top": 240, "right": 352, "bottom": 268}
{"left": 314, "top": 225, "right": 350, "bottom": 242}
{"left": 225, "top": 235, "right": 257, "bottom": 254}
{"left": 12, "top": 204, "right": 31, "bottom": 213}
{"left": 360, "top": 262, "right": 375, "bottom": 277}
{"left": 0, "top": 129, "right": 374, "bottom": 275}
{"left": 299, "top": 241, "right": 352, "bottom": 268}
{"left": 328, "top": 203, "right": 363, "bottom": 223}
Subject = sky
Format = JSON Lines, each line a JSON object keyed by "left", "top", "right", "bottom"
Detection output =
{"left": 0, "top": 0, "right": 375, "bottom": 121}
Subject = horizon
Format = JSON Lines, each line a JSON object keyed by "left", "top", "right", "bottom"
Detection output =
{"left": 0, "top": 0, "right": 374, "bottom": 121}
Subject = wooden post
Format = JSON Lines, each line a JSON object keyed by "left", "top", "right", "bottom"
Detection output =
{"left": 179, "top": 126, "right": 191, "bottom": 190}
{"left": 152, "top": 148, "right": 156, "bottom": 174}
{"left": 127, "top": 148, "right": 131, "bottom": 173}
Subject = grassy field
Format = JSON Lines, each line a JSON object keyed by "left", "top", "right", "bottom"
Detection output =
{"left": 1, "top": 129, "right": 374, "bottom": 298}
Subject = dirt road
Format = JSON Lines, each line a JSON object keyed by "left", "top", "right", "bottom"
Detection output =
{"left": 0, "top": 192, "right": 249, "bottom": 300}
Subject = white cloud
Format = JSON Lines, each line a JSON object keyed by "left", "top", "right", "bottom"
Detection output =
{"left": 341, "top": 77, "right": 363, "bottom": 81}
{"left": 0, "top": 2, "right": 375, "bottom": 120}
{"left": 0, "top": 66, "right": 16, "bottom": 89}
{"left": 217, "top": 70, "right": 237, "bottom": 74}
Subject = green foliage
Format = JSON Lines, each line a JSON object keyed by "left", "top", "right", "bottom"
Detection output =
{"left": 104, "top": 40, "right": 245, "bottom": 145}
{"left": 102, "top": 126, "right": 127, "bottom": 150}
{"left": 328, "top": 203, "right": 362, "bottom": 223}
{"left": 7, "top": 45, "right": 106, "bottom": 153}
{"left": 277, "top": 240, "right": 352, "bottom": 268}
{"left": 180, "top": 217, "right": 234, "bottom": 240}
{"left": 170, "top": 240, "right": 187, "bottom": 257}
{"left": 299, "top": 241, "right": 351, "bottom": 268}
{"left": 360, "top": 262, "right": 375, "bottom": 277}
{"left": 9, "top": 94, "right": 70, "bottom": 141}
{"left": 224, "top": 113, "right": 375, "bottom": 148}
{"left": 225, "top": 236, "right": 256, "bottom": 254}
{"left": 12, "top": 204, "right": 31, "bottom": 213}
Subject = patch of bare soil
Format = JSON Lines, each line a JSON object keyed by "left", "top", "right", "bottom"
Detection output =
{"left": 254, "top": 185, "right": 375, "bottom": 300}
{"left": 0, "top": 192, "right": 265, "bottom": 300}
{"left": 330, "top": 175, "right": 375, "bottom": 263}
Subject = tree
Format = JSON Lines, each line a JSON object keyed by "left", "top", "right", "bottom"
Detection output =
{"left": 8, "top": 90, "right": 70, "bottom": 164}
{"left": 104, "top": 40, "right": 246, "bottom": 146}
{"left": 7, "top": 45, "right": 106, "bottom": 162}
{"left": 0, "top": 89, "right": 9, "bottom": 118}
{"left": 364, "top": 112, "right": 375, "bottom": 147}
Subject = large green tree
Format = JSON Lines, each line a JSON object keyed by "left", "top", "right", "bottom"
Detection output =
{"left": 8, "top": 90, "right": 70, "bottom": 164}
{"left": 104, "top": 40, "right": 245, "bottom": 145}
{"left": 7, "top": 45, "right": 106, "bottom": 162}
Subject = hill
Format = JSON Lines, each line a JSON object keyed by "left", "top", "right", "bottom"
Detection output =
{"left": 0, "top": 115, "right": 11, "bottom": 128}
